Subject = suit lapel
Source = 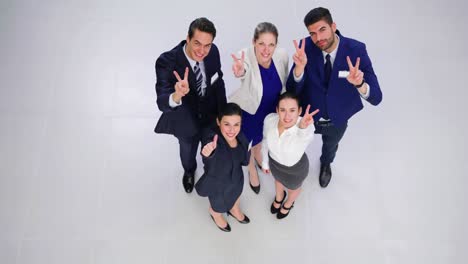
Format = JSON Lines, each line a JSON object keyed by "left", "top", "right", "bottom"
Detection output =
{"left": 315, "top": 49, "right": 325, "bottom": 85}
{"left": 203, "top": 52, "right": 213, "bottom": 88}
{"left": 305, "top": 38, "right": 327, "bottom": 91}
{"left": 328, "top": 35, "right": 347, "bottom": 87}
{"left": 311, "top": 44, "right": 327, "bottom": 91}
{"left": 330, "top": 35, "right": 347, "bottom": 86}
{"left": 175, "top": 41, "right": 198, "bottom": 95}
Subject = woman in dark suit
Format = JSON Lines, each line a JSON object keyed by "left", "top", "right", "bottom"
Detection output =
{"left": 195, "top": 103, "right": 250, "bottom": 232}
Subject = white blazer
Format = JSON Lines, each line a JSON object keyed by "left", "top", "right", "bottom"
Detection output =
{"left": 228, "top": 46, "right": 289, "bottom": 114}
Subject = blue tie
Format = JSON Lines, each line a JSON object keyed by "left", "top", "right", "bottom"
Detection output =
{"left": 194, "top": 62, "right": 203, "bottom": 96}
{"left": 324, "top": 54, "right": 332, "bottom": 86}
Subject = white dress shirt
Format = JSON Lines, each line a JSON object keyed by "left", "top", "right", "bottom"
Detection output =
{"left": 261, "top": 113, "right": 315, "bottom": 170}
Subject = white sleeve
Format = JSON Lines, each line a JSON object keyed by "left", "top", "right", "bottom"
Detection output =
{"left": 360, "top": 84, "right": 370, "bottom": 100}
{"left": 168, "top": 93, "right": 182, "bottom": 107}
{"left": 293, "top": 71, "right": 304, "bottom": 82}
{"left": 261, "top": 116, "right": 271, "bottom": 170}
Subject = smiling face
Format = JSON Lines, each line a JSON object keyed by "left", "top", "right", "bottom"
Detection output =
{"left": 217, "top": 114, "right": 241, "bottom": 143}
{"left": 277, "top": 98, "right": 301, "bottom": 129}
{"left": 307, "top": 19, "right": 337, "bottom": 53}
{"left": 185, "top": 29, "right": 213, "bottom": 62}
{"left": 253, "top": 32, "right": 277, "bottom": 68}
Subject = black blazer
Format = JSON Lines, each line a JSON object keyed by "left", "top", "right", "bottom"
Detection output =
{"left": 195, "top": 130, "right": 250, "bottom": 197}
{"left": 154, "top": 40, "right": 227, "bottom": 138}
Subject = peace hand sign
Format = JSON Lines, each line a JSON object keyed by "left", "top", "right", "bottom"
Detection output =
{"left": 201, "top": 134, "right": 218, "bottom": 157}
{"left": 292, "top": 39, "right": 307, "bottom": 76}
{"left": 346, "top": 56, "right": 364, "bottom": 87}
{"left": 231, "top": 51, "right": 245, "bottom": 77}
{"left": 299, "top": 105, "right": 319, "bottom": 129}
{"left": 173, "top": 67, "right": 190, "bottom": 100}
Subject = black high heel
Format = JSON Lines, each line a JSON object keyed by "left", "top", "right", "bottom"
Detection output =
{"left": 270, "top": 190, "right": 287, "bottom": 214}
{"left": 248, "top": 159, "right": 262, "bottom": 194}
{"left": 249, "top": 181, "right": 260, "bottom": 194}
{"left": 210, "top": 215, "right": 231, "bottom": 232}
{"left": 277, "top": 202, "right": 294, "bottom": 219}
{"left": 227, "top": 211, "right": 250, "bottom": 224}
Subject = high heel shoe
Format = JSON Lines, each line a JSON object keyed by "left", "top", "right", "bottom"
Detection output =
{"left": 210, "top": 215, "right": 231, "bottom": 232}
{"left": 277, "top": 202, "right": 294, "bottom": 219}
{"left": 249, "top": 181, "right": 260, "bottom": 194}
{"left": 270, "top": 190, "right": 287, "bottom": 214}
{"left": 227, "top": 211, "right": 250, "bottom": 224}
{"left": 248, "top": 160, "right": 261, "bottom": 194}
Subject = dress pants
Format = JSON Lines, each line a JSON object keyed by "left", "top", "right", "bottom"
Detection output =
{"left": 314, "top": 121, "right": 348, "bottom": 164}
{"left": 176, "top": 124, "right": 214, "bottom": 173}
{"left": 177, "top": 135, "right": 201, "bottom": 173}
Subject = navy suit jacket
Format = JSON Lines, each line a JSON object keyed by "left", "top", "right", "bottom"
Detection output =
{"left": 286, "top": 32, "right": 382, "bottom": 127}
{"left": 154, "top": 41, "right": 227, "bottom": 138}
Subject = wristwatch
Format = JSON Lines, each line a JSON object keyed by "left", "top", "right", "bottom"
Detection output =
{"left": 354, "top": 79, "right": 365, "bottom": 88}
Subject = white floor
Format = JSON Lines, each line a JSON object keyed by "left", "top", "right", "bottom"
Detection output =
{"left": 1, "top": 0, "right": 468, "bottom": 263}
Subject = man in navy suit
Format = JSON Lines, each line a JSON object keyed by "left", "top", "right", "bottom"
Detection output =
{"left": 154, "top": 17, "right": 227, "bottom": 193}
{"left": 287, "top": 7, "right": 382, "bottom": 188}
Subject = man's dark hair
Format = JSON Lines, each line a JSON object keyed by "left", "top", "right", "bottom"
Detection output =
{"left": 303, "top": 7, "right": 333, "bottom": 27}
{"left": 217, "top": 103, "right": 242, "bottom": 121}
{"left": 188, "top": 17, "right": 216, "bottom": 39}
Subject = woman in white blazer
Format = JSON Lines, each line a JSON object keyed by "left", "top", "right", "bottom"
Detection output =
{"left": 229, "top": 22, "right": 289, "bottom": 194}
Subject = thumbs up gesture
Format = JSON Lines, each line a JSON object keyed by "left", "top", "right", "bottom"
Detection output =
{"left": 201, "top": 134, "right": 218, "bottom": 157}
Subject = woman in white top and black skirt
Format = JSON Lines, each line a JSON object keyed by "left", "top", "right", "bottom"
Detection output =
{"left": 261, "top": 92, "right": 319, "bottom": 219}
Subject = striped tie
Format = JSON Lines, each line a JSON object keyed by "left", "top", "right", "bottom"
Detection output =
{"left": 194, "top": 62, "right": 203, "bottom": 96}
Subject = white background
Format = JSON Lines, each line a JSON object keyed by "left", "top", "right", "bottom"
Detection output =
{"left": 1, "top": 0, "right": 467, "bottom": 263}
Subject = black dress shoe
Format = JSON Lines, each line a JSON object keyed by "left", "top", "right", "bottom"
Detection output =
{"left": 210, "top": 215, "right": 231, "bottom": 232}
{"left": 227, "top": 211, "right": 250, "bottom": 224}
{"left": 270, "top": 190, "right": 287, "bottom": 214}
{"left": 277, "top": 202, "right": 294, "bottom": 219}
{"left": 182, "top": 171, "right": 194, "bottom": 193}
{"left": 319, "top": 163, "right": 332, "bottom": 188}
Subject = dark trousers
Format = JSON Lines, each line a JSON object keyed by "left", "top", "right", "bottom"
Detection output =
{"left": 314, "top": 121, "right": 348, "bottom": 165}
{"left": 176, "top": 123, "right": 215, "bottom": 173}
{"left": 177, "top": 135, "right": 201, "bottom": 173}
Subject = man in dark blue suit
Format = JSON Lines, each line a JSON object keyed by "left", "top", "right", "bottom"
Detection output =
{"left": 287, "top": 7, "right": 382, "bottom": 188}
{"left": 154, "top": 17, "right": 227, "bottom": 193}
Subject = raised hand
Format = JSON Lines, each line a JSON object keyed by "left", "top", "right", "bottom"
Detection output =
{"left": 172, "top": 67, "right": 190, "bottom": 103}
{"left": 201, "top": 134, "right": 218, "bottom": 157}
{"left": 299, "top": 105, "right": 319, "bottom": 129}
{"left": 346, "top": 56, "right": 365, "bottom": 87}
{"left": 231, "top": 51, "right": 245, "bottom": 77}
{"left": 292, "top": 38, "right": 307, "bottom": 77}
